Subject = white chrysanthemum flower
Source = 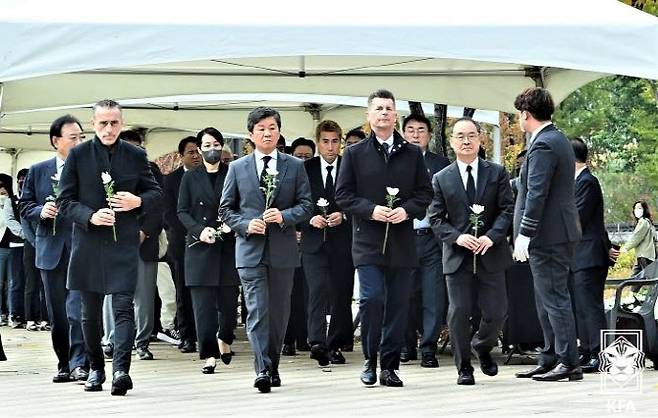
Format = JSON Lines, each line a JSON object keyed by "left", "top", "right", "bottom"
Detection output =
{"left": 470, "top": 204, "right": 485, "bottom": 215}
{"left": 317, "top": 198, "right": 330, "bottom": 207}
{"left": 51, "top": 173, "right": 61, "bottom": 181}
{"left": 265, "top": 168, "right": 278, "bottom": 176}
{"left": 386, "top": 187, "right": 399, "bottom": 196}
{"left": 101, "top": 171, "right": 113, "bottom": 184}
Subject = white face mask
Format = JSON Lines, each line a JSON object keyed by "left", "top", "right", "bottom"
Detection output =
{"left": 634, "top": 208, "right": 644, "bottom": 219}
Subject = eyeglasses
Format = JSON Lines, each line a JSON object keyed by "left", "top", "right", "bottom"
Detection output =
{"left": 452, "top": 133, "right": 479, "bottom": 142}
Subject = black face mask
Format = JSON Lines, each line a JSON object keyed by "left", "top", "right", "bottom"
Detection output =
{"left": 201, "top": 149, "right": 221, "bottom": 165}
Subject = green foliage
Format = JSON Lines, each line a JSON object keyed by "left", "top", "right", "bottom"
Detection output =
{"left": 608, "top": 249, "right": 636, "bottom": 279}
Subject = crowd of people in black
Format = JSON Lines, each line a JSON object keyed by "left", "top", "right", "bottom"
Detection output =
{"left": 1, "top": 86, "right": 644, "bottom": 395}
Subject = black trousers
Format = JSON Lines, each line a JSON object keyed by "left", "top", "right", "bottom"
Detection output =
{"left": 446, "top": 260, "right": 507, "bottom": 371}
{"left": 529, "top": 243, "right": 579, "bottom": 368}
{"left": 81, "top": 291, "right": 134, "bottom": 373}
{"left": 189, "top": 285, "right": 240, "bottom": 359}
{"left": 23, "top": 242, "right": 46, "bottom": 322}
{"left": 283, "top": 266, "right": 308, "bottom": 347}
{"left": 171, "top": 256, "right": 196, "bottom": 343}
{"left": 302, "top": 248, "right": 354, "bottom": 351}
{"left": 570, "top": 266, "right": 608, "bottom": 355}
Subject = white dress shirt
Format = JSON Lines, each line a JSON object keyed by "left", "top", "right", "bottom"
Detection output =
{"left": 320, "top": 156, "right": 338, "bottom": 187}
{"left": 254, "top": 148, "right": 278, "bottom": 176}
{"left": 456, "top": 157, "right": 479, "bottom": 191}
{"left": 56, "top": 156, "right": 66, "bottom": 177}
{"left": 575, "top": 165, "right": 587, "bottom": 180}
{"left": 529, "top": 121, "right": 553, "bottom": 145}
{"left": 375, "top": 134, "right": 394, "bottom": 151}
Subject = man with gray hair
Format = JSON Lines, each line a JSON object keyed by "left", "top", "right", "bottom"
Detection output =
{"left": 58, "top": 100, "right": 162, "bottom": 395}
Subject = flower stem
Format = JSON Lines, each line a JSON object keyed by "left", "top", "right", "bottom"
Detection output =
{"left": 382, "top": 222, "right": 390, "bottom": 254}
{"left": 473, "top": 227, "right": 477, "bottom": 274}
{"left": 112, "top": 225, "right": 117, "bottom": 242}
{"left": 52, "top": 215, "right": 57, "bottom": 236}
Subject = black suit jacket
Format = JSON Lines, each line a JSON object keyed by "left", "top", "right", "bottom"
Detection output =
{"left": 423, "top": 151, "right": 450, "bottom": 179}
{"left": 572, "top": 167, "right": 610, "bottom": 271}
{"left": 299, "top": 156, "right": 352, "bottom": 256}
{"left": 335, "top": 131, "right": 433, "bottom": 268}
{"left": 513, "top": 124, "right": 582, "bottom": 247}
{"left": 57, "top": 137, "right": 162, "bottom": 294}
{"left": 428, "top": 159, "right": 514, "bottom": 275}
{"left": 178, "top": 164, "right": 238, "bottom": 286}
{"left": 138, "top": 161, "right": 164, "bottom": 262}
{"left": 163, "top": 166, "right": 186, "bottom": 260}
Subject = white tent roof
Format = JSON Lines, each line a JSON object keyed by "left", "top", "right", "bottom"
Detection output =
{"left": 1, "top": 0, "right": 657, "bottom": 151}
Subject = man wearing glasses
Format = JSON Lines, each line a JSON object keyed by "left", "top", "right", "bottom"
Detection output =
{"left": 19, "top": 115, "right": 88, "bottom": 384}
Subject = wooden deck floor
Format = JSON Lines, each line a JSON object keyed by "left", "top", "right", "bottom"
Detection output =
{"left": 0, "top": 326, "right": 656, "bottom": 417}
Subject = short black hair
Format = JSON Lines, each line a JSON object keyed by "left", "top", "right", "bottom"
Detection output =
{"left": 17, "top": 168, "right": 29, "bottom": 180}
{"left": 571, "top": 137, "right": 588, "bottom": 163}
{"left": 402, "top": 114, "right": 432, "bottom": 132}
{"left": 0, "top": 173, "right": 14, "bottom": 197}
{"left": 367, "top": 89, "right": 396, "bottom": 107}
{"left": 121, "top": 130, "right": 143, "bottom": 145}
{"left": 514, "top": 88, "right": 555, "bottom": 121}
{"left": 196, "top": 127, "right": 224, "bottom": 147}
{"left": 452, "top": 117, "right": 481, "bottom": 133}
{"left": 290, "top": 137, "right": 316, "bottom": 155}
{"left": 49, "top": 114, "right": 82, "bottom": 149}
{"left": 177, "top": 136, "right": 199, "bottom": 155}
{"left": 345, "top": 128, "right": 366, "bottom": 140}
{"left": 247, "top": 107, "right": 281, "bottom": 133}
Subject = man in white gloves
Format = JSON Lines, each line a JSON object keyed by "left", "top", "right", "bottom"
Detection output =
{"left": 511, "top": 88, "right": 582, "bottom": 382}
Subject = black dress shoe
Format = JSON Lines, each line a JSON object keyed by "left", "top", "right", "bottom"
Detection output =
{"left": 457, "top": 369, "right": 475, "bottom": 385}
{"left": 281, "top": 344, "right": 296, "bottom": 356}
{"left": 476, "top": 350, "right": 498, "bottom": 376}
{"left": 70, "top": 366, "right": 89, "bottom": 382}
{"left": 581, "top": 357, "right": 601, "bottom": 374}
{"left": 84, "top": 370, "right": 106, "bottom": 392}
{"left": 179, "top": 340, "right": 196, "bottom": 353}
{"left": 111, "top": 371, "right": 133, "bottom": 396}
{"left": 310, "top": 344, "right": 330, "bottom": 367}
{"left": 420, "top": 352, "right": 439, "bottom": 368}
{"left": 379, "top": 369, "right": 403, "bottom": 387}
{"left": 400, "top": 348, "right": 417, "bottom": 363}
{"left": 297, "top": 341, "right": 311, "bottom": 352}
{"left": 202, "top": 360, "right": 216, "bottom": 374}
{"left": 53, "top": 369, "right": 72, "bottom": 383}
{"left": 330, "top": 350, "right": 346, "bottom": 365}
{"left": 532, "top": 363, "right": 583, "bottom": 382}
{"left": 271, "top": 371, "right": 281, "bottom": 387}
{"left": 220, "top": 352, "right": 233, "bottom": 365}
{"left": 515, "top": 364, "right": 554, "bottom": 378}
{"left": 360, "top": 360, "right": 377, "bottom": 386}
{"left": 254, "top": 370, "right": 272, "bottom": 393}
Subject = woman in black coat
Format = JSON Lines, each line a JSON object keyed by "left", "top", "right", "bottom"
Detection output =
{"left": 177, "top": 128, "right": 239, "bottom": 374}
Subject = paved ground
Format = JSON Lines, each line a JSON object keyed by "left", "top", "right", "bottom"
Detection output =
{"left": 1, "top": 326, "right": 657, "bottom": 417}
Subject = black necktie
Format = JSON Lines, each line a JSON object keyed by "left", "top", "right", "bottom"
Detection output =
{"left": 325, "top": 165, "right": 335, "bottom": 200}
{"left": 382, "top": 142, "right": 390, "bottom": 156}
{"left": 260, "top": 156, "right": 272, "bottom": 188}
{"left": 466, "top": 165, "right": 476, "bottom": 204}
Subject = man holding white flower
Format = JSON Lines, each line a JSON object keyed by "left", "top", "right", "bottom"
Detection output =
{"left": 220, "top": 107, "right": 313, "bottom": 393}
{"left": 335, "top": 89, "right": 433, "bottom": 388}
{"left": 57, "top": 100, "right": 162, "bottom": 396}
{"left": 19, "top": 115, "right": 87, "bottom": 383}
{"left": 299, "top": 120, "right": 355, "bottom": 367}
{"left": 428, "top": 117, "right": 514, "bottom": 386}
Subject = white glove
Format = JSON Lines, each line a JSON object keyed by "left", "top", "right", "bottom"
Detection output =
{"left": 513, "top": 234, "right": 531, "bottom": 262}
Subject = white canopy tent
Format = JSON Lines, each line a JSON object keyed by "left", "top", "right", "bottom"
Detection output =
{"left": 1, "top": 0, "right": 657, "bottom": 171}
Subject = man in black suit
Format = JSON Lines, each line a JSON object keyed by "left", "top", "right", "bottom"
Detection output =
{"left": 570, "top": 138, "right": 618, "bottom": 373}
{"left": 220, "top": 107, "right": 313, "bottom": 393}
{"left": 512, "top": 88, "right": 583, "bottom": 382}
{"left": 300, "top": 120, "right": 354, "bottom": 367}
{"left": 163, "top": 136, "right": 201, "bottom": 352}
{"left": 428, "top": 117, "right": 514, "bottom": 385}
{"left": 19, "top": 115, "right": 87, "bottom": 382}
{"left": 335, "top": 89, "right": 433, "bottom": 387}
{"left": 400, "top": 114, "right": 450, "bottom": 368}
{"left": 57, "top": 99, "right": 162, "bottom": 395}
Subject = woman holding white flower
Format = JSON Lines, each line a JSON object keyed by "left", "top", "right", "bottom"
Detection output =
{"left": 177, "top": 127, "right": 239, "bottom": 374}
